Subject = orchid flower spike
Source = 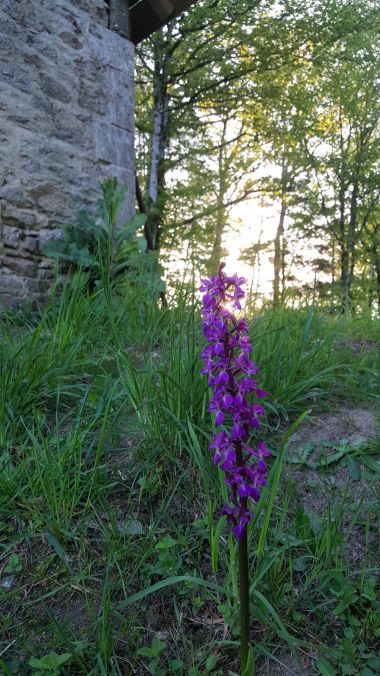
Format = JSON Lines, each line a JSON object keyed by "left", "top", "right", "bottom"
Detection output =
{"left": 200, "top": 263, "right": 270, "bottom": 539}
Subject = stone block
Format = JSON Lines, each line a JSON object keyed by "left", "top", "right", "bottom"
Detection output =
{"left": 39, "top": 259, "right": 54, "bottom": 268}
{"left": 0, "top": 2, "right": 13, "bottom": 18}
{"left": 28, "top": 182, "right": 63, "bottom": 205}
{"left": 0, "top": 181, "right": 27, "bottom": 206}
{"left": 1, "top": 247, "right": 21, "bottom": 258}
{"left": 79, "top": 65, "right": 114, "bottom": 116}
{"left": 2, "top": 203, "right": 48, "bottom": 229}
{"left": 106, "top": 68, "right": 134, "bottom": 132}
{"left": 39, "top": 74, "right": 73, "bottom": 105}
{"left": 37, "top": 267, "right": 54, "bottom": 280}
{"left": 24, "top": 276, "right": 40, "bottom": 292}
{"left": 68, "top": 0, "right": 109, "bottom": 25}
{"left": 93, "top": 118, "right": 134, "bottom": 168}
{"left": 0, "top": 225, "right": 21, "bottom": 248}
{"left": 0, "top": 59, "right": 14, "bottom": 82}
{"left": 0, "top": 271, "right": 26, "bottom": 296}
{"left": 2, "top": 256, "right": 36, "bottom": 276}
{"left": 87, "top": 21, "right": 135, "bottom": 73}
{"left": 6, "top": 2, "right": 38, "bottom": 29}
{"left": 23, "top": 236, "right": 38, "bottom": 253}
{"left": 58, "top": 30, "right": 84, "bottom": 50}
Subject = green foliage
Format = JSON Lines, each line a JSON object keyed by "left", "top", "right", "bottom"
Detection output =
{"left": 136, "top": 0, "right": 380, "bottom": 309}
{"left": 42, "top": 178, "right": 164, "bottom": 293}
{"left": 0, "top": 267, "right": 379, "bottom": 673}
{"left": 142, "top": 535, "right": 182, "bottom": 583}
{"left": 42, "top": 208, "right": 106, "bottom": 271}
{"left": 138, "top": 637, "right": 167, "bottom": 675}
{"left": 29, "top": 651, "right": 73, "bottom": 674}
{"left": 4, "top": 553, "right": 22, "bottom": 573}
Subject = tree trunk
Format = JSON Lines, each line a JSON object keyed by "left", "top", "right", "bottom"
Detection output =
{"left": 331, "top": 235, "right": 335, "bottom": 285}
{"left": 340, "top": 245, "right": 350, "bottom": 313}
{"left": 136, "top": 176, "right": 155, "bottom": 251}
{"left": 209, "top": 119, "right": 228, "bottom": 271}
{"left": 338, "top": 162, "right": 349, "bottom": 312}
{"left": 281, "top": 233, "right": 286, "bottom": 301}
{"left": 146, "top": 32, "right": 171, "bottom": 251}
{"left": 273, "top": 196, "right": 286, "bottom": 306}
{"left": 341, "top": 180, "right": 358, "bottom": 312}
{"left": 369, "top": 224, "right": 380, "bottom": 314}
{"left": 135, "top": 174, "right": 167, "bottom": 307}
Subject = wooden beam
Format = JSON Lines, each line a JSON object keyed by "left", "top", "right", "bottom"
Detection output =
{"left": 130, "top": 0, "right": 198, "bottom": 44}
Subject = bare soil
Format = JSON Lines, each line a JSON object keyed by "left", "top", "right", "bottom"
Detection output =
{"left": 285, "top": 407, "right": 380, "bottom": 563}
{"left": 257, "top": 650, "right": 317, "bottom": 675}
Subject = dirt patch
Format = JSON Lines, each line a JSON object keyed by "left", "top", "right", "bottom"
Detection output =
{"left": 290, "top": 408, "right": 376, "bottom": 448}
{"left": 341, "top": 338, "right": 379, "bottom": 354}
{"left": 284, "top": 407, "right": 380, "bottom": 563}
{"left": 257, "top": 650, "right": 316, "bottom": 675}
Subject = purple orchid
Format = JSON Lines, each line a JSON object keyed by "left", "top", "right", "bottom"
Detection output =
{"left": 200, "top": 263, "right": 270, "bottom": 539}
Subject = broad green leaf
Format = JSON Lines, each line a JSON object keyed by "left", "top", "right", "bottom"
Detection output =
{"left": 316, "top": 657, "right": 336, "bottom": 676}
{"left": 45, "top": 532, "right": 72, "bottom": 574}
{"left": 346, "top": 455, "right": 361, "bottom": 481}
{"left": 205, "top": 653, "right": 218, "bottom": 672}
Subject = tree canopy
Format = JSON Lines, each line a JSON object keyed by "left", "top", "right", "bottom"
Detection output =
{"left": 135, "top": 0, "right": 380, "bottom": 311}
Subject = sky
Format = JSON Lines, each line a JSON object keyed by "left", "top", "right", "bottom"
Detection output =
{"left": 163, "top": 195, "right": 322, "bottom": 302}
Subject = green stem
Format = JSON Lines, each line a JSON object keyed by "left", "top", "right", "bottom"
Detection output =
{"left": 238, "top": 527, "right": 250, "bottom": 673}
{"left": 234, "top": 440, "right": 250, "bottom": 673}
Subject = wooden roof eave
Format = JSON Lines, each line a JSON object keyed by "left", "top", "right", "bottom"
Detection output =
{"left": 129, "top": 0, "right": 198, "bottom": 44}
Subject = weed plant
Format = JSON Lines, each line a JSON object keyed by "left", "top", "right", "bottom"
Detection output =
{"left": 0, "top": 278, "right": 379, "bottom": 674}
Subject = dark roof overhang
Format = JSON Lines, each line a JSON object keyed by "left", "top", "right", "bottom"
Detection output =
{"left": 129, "top": 0, "right": 198, "bottom": 44}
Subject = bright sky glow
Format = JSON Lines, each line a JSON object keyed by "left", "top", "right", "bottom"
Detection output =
{"left": 163, "top": 195, "right": 324, "bottom": 303}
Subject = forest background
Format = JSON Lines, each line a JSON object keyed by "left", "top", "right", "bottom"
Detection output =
{"left": 135, "top": 0, "right": 380, "bottom": 313}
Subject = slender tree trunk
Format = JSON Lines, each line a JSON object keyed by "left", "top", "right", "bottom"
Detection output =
{"left": 340, "top": 246, "right": 350, "bottom": 313}
{"left": 337, "top": 110, "right": 351, "bottom": 313}
{"left": 136, "top": 176, "right": 155, "bottom": 250}
{"left": 273, "top": 158, "right": 289, "bottom": 305}
{"left": 331, "top": 235, "right": 335, "bottom": 285}
{"left": 369, "top": 224, "right": 380, "bottom": 314}
{"left": 273, "top": 197, "right": 286, "bottom": 306}
{"left": 281, "top": 232, "right": 286, "bottom": 301}
{"left": 136, "top": 173, "right": 167, "bottom": 307}
{"left": 374, "top": 234, "right": 380, "bottom": 312}
{"left": 340, "top": 238, "right": 355, "bottom": 313}
{"left": 347, "top": 181, "right": 358, "bottom": 306}
{"left": 341, "top": 180, "right": 358, "bottom": 312}
{"left": 137, "top": 32, "right": 171, "bottom": 306}
{"left": 338, "top": 166, "right": 349, "bottom": 312}
{"left": 146, "top": 32, "right": 170, "bottom": 251}
{"left": 210, "top": 119, "right": 228, "bottom": 271}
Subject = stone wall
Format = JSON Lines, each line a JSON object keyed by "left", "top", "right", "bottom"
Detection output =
{"left": 0, "top": 0, "right": 135, "bottom": 305}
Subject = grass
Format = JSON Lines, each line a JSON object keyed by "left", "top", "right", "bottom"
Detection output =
{"left": 0, "top": 275, "right": 379, "bottom": 674}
